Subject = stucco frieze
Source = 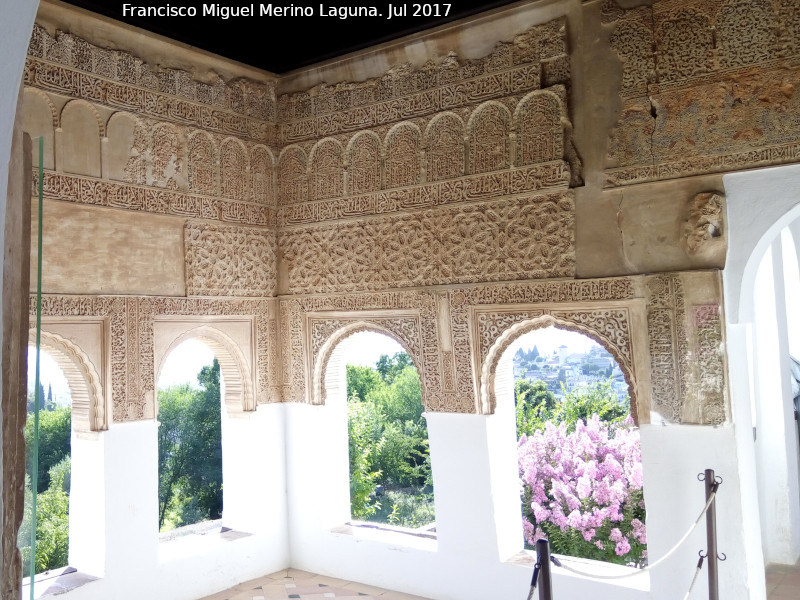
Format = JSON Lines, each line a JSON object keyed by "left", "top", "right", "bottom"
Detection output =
{"left": 605, "top": 0, "right": 800, "bottom": 186}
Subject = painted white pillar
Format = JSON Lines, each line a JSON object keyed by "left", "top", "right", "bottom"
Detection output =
{"left": 68, "top": 432, "right": 106, "bottom": 577}
{"left": 640, "top": 425, "right": 753, "bottom": 600}
{"left": 102, "top": 421, "right": 159, "bottom": 579}
{"left": 753, "top": 243, "right": 800, "bottom": 564}
{"left": 221, "top": 404, "right": 288, "bottom": 539}
{"left": 426, "top": 411, "right": 518, "bottom": 561}
{"left": 725, "top": 322, "right": 767, "bottom": 600}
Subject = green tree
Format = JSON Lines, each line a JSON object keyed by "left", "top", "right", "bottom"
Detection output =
{"left": 345, "top": 353, "right": 434, "bottom": 527}
{"left": 375, "top": 352, "right": 413, "bottom": 384}
{"left": 157, "top": 383, "right": 195, "bottom": 530}
{"left": 346, "top": 364, "right": 384, "bottom": 401}
{"left": 348, "top": 399, "right": 382, "bottom": 518}
{"left": 370, "top": 366, "right": 423, "bottom": 424}
{"left": 25, "top": 405, "right": 71, "bottom": 492}
{"left": 553, "top": 379, "right": 628, "bottom": 431}
{"left": 18, "top": 457, "right": 71, "bottom": 575}
{"left": 184, "top": 361, "right": 223, "bottom": 521}
{"left": 515, "top": 379, "right": 557, "bottom": 437}
{"left": 157, "top": 360, "right": 223, "bottom": 531}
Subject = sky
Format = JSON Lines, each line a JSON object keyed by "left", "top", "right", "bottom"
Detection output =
{"left": 157, "top": 339, "right": 216, "bottom": 389}
{"left": 27, "top": 346, "right": 71, "bottom": 406}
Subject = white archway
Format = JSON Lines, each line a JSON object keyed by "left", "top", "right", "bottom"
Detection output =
{"left": 29, "top": 329, "right": 107, "bottom": 432}
{"left": 722, "top": 163, "right": 800, "bottom": 584}
{"left": 156, "top": 325, "right": 255, "bottom": 417}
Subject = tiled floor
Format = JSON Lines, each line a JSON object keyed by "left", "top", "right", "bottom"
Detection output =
{"left": 197, "top": 569, "right": 434, "bottom": 600}
{"left": 766, "top": 559, "right": 800, "bottom": 600}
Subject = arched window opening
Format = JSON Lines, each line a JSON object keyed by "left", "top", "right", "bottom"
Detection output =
{"left": 511, "top": 326, "right": 647, "bottom": 567}
{"left": 342, "top": 331, "right": 435, "bottom": 531}
{"left": 157, "top": 339, "right": 224, "bottom": 534}
{"left": 18, "top": 347, "right": 72, "bottom": 576}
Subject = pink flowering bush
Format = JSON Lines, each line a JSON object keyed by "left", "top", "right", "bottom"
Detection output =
{"left": 518, "top": 414, "right": 647, "bottom": 566}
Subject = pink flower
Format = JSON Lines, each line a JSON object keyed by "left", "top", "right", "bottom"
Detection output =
{"left": 615, "top": 537, "right": 631, "bottom": 556}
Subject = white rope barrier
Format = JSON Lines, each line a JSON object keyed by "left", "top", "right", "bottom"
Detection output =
{"left": 682, "top": 556, "right": 705, "bottom": 600}
{"left": 551, "top": 491, "right": 717, "bottom": 581}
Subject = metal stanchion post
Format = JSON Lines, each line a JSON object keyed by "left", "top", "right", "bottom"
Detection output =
{"left": 704, "top": 468, "right": 719, "bottom": 600}
{"left": 536, "top": 539, "right": 554, "bottom": 600}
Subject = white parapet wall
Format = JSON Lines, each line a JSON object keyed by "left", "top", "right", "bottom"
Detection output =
{"left": 56, "top": 408, "right": 289, "bottom": 600}
{"left": 284, "top": 399, "right": 652, "bottom": 600}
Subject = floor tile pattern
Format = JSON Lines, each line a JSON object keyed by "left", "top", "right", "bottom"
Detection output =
{"left": 766, "top": 559, "right": 800, "bottom": 600}
{"left": 197, "top": 569, "right": 433, "bottom": 600}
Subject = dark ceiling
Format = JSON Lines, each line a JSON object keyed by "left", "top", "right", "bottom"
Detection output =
{"left": 62, "top": 0, "right": 522, "bottom": 73}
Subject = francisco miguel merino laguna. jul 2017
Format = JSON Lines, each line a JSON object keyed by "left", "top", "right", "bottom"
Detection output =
{"left": 122, "top": 4, "right": 453, "bottom": 19}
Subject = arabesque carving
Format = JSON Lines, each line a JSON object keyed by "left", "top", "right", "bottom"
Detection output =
{"left": 32, "top": 295, "right": 278, "bottom": 421}
{"left": 34, "top": 170, "right": 275, "bottom": 227}
{"left": 184, "top": 222, "right": 277, "bottom": 297}
{"left": 26, "top": 25, "right": 276, "bottom": 143}
{"left": 279, "top": 192, "right": 576, "bottom": 294}
{"left": 308, "top": 316, "right": 424, "bottom": 405}
{"left": 32, "top": 329, "right": 107, "bottom": 432}
{"left": 277, "top": 19, "right": 567, "bottom": 143}
{"left": 475, "top": 311, "right": 638, "bottom": 421}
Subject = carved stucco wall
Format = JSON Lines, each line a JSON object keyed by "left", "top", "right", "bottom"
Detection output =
{"left": 28, "top": 270, "right": 726, "bottom": 425}
{"left": 20, "top": 1, "right": 766, "bottom": 427}
{"left": 604, "top": 0, "right": 800, "bottom": 187}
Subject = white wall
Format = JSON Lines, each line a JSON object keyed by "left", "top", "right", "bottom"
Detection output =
{"left": 282, "top": 335, "right": 651, "bottom": 600}
{"left": 55, "top": 409, "right": 288, "bottom": 600}
{"left": 640, "top": 425, "right": 756, "bottom": 600}
{"left": 752, "top": 246, "right": 800, "bottom": 564}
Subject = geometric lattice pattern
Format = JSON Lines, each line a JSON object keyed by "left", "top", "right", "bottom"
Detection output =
{"left": 198, "top": 569, "right": 432, "bottom": 600}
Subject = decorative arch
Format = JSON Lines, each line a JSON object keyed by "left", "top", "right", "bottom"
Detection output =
{"left": 220, "top": 136, "right": 249, "bottom": 201}
{"left": 310, "top": 319, "right": 424, "bottom": 407}
{"left": 60, "top": 99, "right": 103, "bottom": 177}
{"left": 467, "top": 101, "right": 511, "bottom": 174}
{"left": 513, "top": 90, "right": 564, "bottom": 166}
{"left": 308, "top": 137, "right": 344, "bottom": 200}
{"left": 187, "top": 130, "right": 216, "bottom": 195}
{"left": 106, "top": 111, "right": 146, "bottom": 183}
{"left": 60, "top": 98, "right": 105, "bottom": 137}
{"left": 250, "top": 144, "right": 275, "bottom": 205}
{"left": 24, "top": 87, "right": 58, "bottom": 127}
{"left": 723, "top": 164, "right": 800, "bottom": 324}
{"left": 424, "top": 112, "right": 465, "bottom": 182}
{"left": 156, "top": 325, "right": 255, "bottom": 416}
{"left": 478, "top": 313, "right": 637, "bottom": 422}
{"left": 346, "top": 130, "right": 381, "bottom": 195}
{"left": 384, "top": 122, "right": 421, "bottom": 188}
{"left": 22, "top": 88, "right": 57, "bottom": 170}
{"left": 29, "top": 329, "right": 107, "bottom": 433}
{"left": 277, "top": 145, "right": 308, "bottom": 205}
{"left": 150, "top": 122, "right": 183, "bottom": 189}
